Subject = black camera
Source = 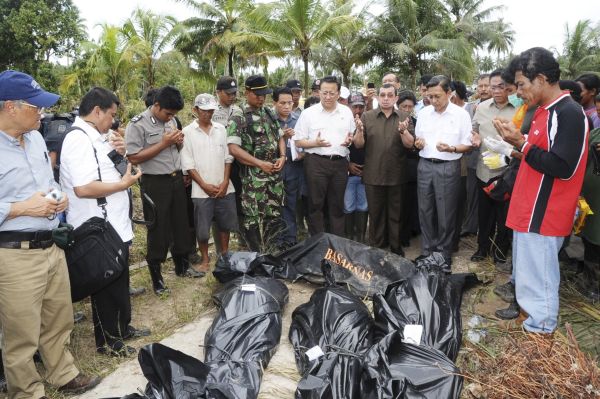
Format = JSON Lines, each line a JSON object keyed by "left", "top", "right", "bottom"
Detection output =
{"left": 107, "top": 149, "right": 128, "bottom": 176}
{"left": 111, "top": 119, "right": 121, "bottom": 131}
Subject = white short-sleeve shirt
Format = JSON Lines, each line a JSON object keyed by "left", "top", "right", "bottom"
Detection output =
{"left": 415, "top": 102, "right": 472, "bottom": 161}
{"left": 60, "top": 117, "right": 133, "bottom": 242}
{"left": 180, "top": 121, "right": 235, "bottom": 199}
{"left": 294, "top": 103, "right": 356, "bottom": 157}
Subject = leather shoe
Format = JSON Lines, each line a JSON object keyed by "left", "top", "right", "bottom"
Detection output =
{"left": 97, "top": 345, "right": 136, "bottom": 357}
{"left": 182, "top": 267, "right": 205, "bottom": 278}
{"left": 495, "top": 301, "right": 520, "bottom": 320}
{"left": 391, "top": 246, "right": 405, "bottom": 257}
{"left": 123, "top": 326, "right": 151, "bottom": 340}
{"left": 470, "top": 249, "right": 488, "bottom": 262}
{"left": 129, "top": 286, "right": 146, "bottom": 296}
{"left": 58, "top": 373, "right": 102, "bottom": 394}
{"left": 494, "top": 281, "right": 515, "bottom": 303}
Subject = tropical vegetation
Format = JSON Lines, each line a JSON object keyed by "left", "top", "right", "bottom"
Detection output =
{"left": 1, "top": 0, "right": 599, "bottom": 115}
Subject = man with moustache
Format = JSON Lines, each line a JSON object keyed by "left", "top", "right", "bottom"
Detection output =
{"left": 354, "top": 84, "right": 414, "bottom": 255}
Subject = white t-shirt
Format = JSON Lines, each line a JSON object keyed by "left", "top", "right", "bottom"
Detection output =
{"left": 60, "top": 117, "right": 133, "bottom": 242}
{"left": 415, "top": 102, "right": 472, "bottom": 161}
{"left": 180, "top": 120, "right": 234, "bottom": 199}
{"left": 294, "top": 103, "right": 356, "bottom": 157}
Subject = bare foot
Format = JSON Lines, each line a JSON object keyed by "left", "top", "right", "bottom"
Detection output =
{"left": 195, "top": 262, "right": 210, "bottom": 273}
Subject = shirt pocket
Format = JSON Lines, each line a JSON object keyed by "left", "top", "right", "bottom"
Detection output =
{"left": 146, "top": 132, "right": 162, "bottom": 145}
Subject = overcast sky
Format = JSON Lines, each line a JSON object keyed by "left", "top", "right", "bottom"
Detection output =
{"left": 73, "top": 0, "right": 600, "bottom": 55}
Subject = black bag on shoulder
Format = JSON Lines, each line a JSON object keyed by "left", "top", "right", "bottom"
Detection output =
{"left": 66, "top": 217, "right": 126, "bottom": 302}
{"left": 64, "top": 127, "right": 126, "bottom": 302}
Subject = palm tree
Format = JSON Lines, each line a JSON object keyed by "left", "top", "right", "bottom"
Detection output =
{"left": 175, "top": 0, "right": 254, "bottom": 77}
{"left": 85, "top": 24, "right": 141, "bottom": 97}
{"left": 122, "top": 8, "right": 185, "bottom": 90}
{"left": 249, "top": 0, "right": 358, "bottom": 96}
{"left": 373, "top": 0, "right": 466, "bottom": 87}
{"left": 313, "top": 3, "right": 373, "bottom": 87}
{"left": 559, "top": 20, "right": 600, "bottom": 79}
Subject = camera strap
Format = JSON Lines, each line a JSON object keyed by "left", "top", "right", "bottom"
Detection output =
{"left": 66, "top": 127, "right": 108, "bottom": 221}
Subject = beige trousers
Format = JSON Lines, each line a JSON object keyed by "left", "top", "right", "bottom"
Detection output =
{"left": 0, "top": 244, "right": 79, "bottom": 398}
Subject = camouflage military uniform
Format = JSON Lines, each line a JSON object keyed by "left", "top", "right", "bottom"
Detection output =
{"left": 226, "top": 106, "right": 284, "bottom": 247}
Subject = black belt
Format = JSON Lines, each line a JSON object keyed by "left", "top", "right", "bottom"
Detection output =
{"left": 144, "top": 171, "right": 182, "bottom": 178}
{"left": 0, "top": 230, "right": 54, "bottom": 250}
{"left": 312, "top": 153, "right": 346, "bottom": 161}
{"left": 422, "top": 157, "right": 451, "bottom": 164}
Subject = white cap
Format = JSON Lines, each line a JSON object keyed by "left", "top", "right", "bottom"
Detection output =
{"left": 194, "top": 93, "right": 218, "bottom": 110}
{"left": 340, "top": 86, "right": 350, "bottom": 99}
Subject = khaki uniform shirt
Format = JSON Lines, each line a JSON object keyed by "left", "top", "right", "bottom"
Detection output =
{"left": 361, "top": 108, "right": 413, "bottom": 186}
{"left": 125, "top": 108, "right": 181, "bottom": 175}
{"left": 212, "top": 103, "right": 242, "bottom": 128}
{"left": 472, "top": 99, "right": 516, "bottom": 182}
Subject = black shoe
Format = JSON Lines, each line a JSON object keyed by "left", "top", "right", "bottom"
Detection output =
{"left": 470, "top": 249, "right": 488, "bottom": 262}
{"left": 495, "top": 302, "right": 520, "bottom": 320}
{"left": 73, "top": 311, "right": 86, "bottom": 324}
{"left": 129, "top": 286, "right": 146, "bottom": 296}
{"left": 123, "top": 326, "right": 151, "bottom": 340}
{"left": 147, "top": 263, "right": 168, "bottom": 295}
{"left": 391, "top": 247, "right": 405, "bottom": 257}
{"left": 494, "top": 281, "right": 515, "bottom": 303}
{"left": 495, "top": 260, "right": 512, "bottom": 274}
{"left": 181, "top": 267, "right": 205, "bottom": 278}
{"left": 97, "top": 345, "right": 136, "bottom": 357}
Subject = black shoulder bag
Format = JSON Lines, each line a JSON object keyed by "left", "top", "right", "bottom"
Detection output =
{"left": 64, "top": 127, "right": 126, "bottom": 302}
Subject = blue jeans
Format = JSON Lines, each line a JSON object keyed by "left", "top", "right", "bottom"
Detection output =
{"left": 513, "top": 231, "right": 564, "bottom": 333}
{"left": 282, "top": 160, "right": 304, "bottom": 243}
{"left": 344, "top": 175, "right": 368, "bottom": 213}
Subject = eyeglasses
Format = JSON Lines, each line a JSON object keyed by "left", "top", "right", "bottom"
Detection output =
{"left": 490, "top": 85, "right": 505, "bottom": 92}
{"left": 18, "top": 100, "right": 45, "bottom": 114}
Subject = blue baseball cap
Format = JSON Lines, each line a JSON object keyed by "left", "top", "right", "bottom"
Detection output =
{"left": 0, "top": 70, "right": 59, "bottom": 107}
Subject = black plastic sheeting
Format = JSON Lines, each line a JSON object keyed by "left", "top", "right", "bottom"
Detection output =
{"left": 362, "top": 331, "right": 463, "bottom": 398}
{"left": 116, "top": 275, "right": 288, "bottom": 399}
{"left": 214, "top": 233, "right": 416, "bottom": 297}
{"left": 287, "top": 259, "right": 475, "bottom": 399}
{"left": 289, "top": 263, "right": 374, "bottom": 398}
{"left": 373, "top": 270, "right": 477, "bottom": 361}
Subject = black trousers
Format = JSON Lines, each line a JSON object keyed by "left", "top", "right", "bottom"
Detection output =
{"left": 304, "top": 154, "right": 348, "bottom": 236}
{"left": 477, "top": 178, "right": 511, "bottom": 261}
{"left": 91, "top": 241, "right": 131, "bottom": 350}
{"left": 400, "top": 180, "right": 420, "bottom": 243}
{"left": 141, "top": 172, "right": 194, "bottom": 264}
{"left": 365, "top": 184, "right": 403, "bottom": 251}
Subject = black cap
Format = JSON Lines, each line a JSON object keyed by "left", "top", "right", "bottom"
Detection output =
{"left": 216, "top": 76, "right": 238, "bottom": 93}
{"left": 245, "top": 75, "right": 272, "bottom": 96}
{"left": 311, "top": 78, "right": 321, "bottom": 90}
{"left": 286, "top": 79, "right": 302, "bottom": 91}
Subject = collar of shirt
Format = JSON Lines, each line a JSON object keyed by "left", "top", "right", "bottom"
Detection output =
{"left": 486, "top": 99, "right": 514, "bottom": 110}
{"left": 0, "top": 129, "right": 24, "bottom": 147}
{"left": 194, "top": 120, "right": 214, "bottom": 135}
{"left": 73, "top": 117, "right": 102, "bottom": 142}
{"left": 376, "top": 107, "right": 400, "bottom": 118}
{"left": 316, "top": 102, "right": 343, "bottom": 115}
{"left": 277, "top": 113, "right": 298, "bottom": 124}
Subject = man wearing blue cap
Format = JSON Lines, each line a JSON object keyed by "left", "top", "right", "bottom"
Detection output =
{"left": 0, "top": 70, "right": 100, "bottom": 397}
